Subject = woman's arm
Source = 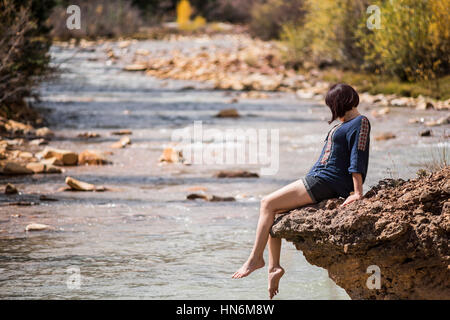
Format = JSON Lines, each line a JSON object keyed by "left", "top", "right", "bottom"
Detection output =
{"left": 341, "top": 172, "right": 363, "bottom": 206}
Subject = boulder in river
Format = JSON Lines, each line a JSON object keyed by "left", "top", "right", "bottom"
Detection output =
{"left": 215, "top": 170, "right": 259, "bottom": 178}
{"left": 159, "top": 147, "right": 184, "bottom": 163}
{"left": 26, "top": 162, "right": 62, "bottom": 174}
{"left": 65, "top": 176, "right": 105, "bottom": 192}
{"left": 5, "top": 183, "right": 18, "bottom": 194}
{"left": 111, "top": 129, "right": 132, "bottom": 136}
{"left": 375, "top": 132, "right": 396, "bottom": 141}
{"left": 35, "top": 127, "right": 54, "bottom": 138}
{"left": 110, "top": 136, "right": 131, "bottom": 149}
{"left": 187, "top": 193, "right": 236, "bottom": 202}
{"left": 215, "top": 108, "right": 240, "bottom": 118}
{"left": 29, "top": 138, "right": 48, "bottom": 146}
{"left": 123, "top": 63, "right": 147, "bottom": 72}
{"left": 78, "top": 150, "right": 110, "bottom": 165}
{"left": 271, "top": 166, "right": 450, "bottom": 300}
{"left": 40, "top": 147, "right": 78, "bottom": 166}
{"left": 77, "top": 132, "right": 100, "bottom": 139}
{"left": 25, "top": 223, "right": 52, "bottom": 232}
{"left": 1, "top": 162, "right": 33, "bottom": 175}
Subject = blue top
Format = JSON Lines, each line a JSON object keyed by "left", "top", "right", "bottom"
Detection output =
{"left": 307, "top": 114, "right": 371, "bottom": 197}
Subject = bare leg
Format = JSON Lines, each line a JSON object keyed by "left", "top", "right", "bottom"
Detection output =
{"left": 268, "top": 235, "right": 284, "bottom": 299}
{"left": 232, "top": 179, "right": 313, "bottom": 280}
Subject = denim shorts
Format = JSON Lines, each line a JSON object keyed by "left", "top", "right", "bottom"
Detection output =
{"left": 302, "top": 175, "right": 339, "bottom": 203}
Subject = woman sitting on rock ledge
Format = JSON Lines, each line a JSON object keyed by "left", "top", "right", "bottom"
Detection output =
{"left": 232, "top": 83, "right": 371, "bottom": 299}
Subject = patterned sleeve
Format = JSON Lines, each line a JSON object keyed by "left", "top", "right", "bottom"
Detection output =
{"left": 347, "top": 116, "right": 370, "bottom": 177}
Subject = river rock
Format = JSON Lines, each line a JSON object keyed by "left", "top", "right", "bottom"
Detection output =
{"left": 4, "top": 119, "right": 34, "bottom": 134}
{"left": 25, "top": 223, "right": 52, "bottom": 232}
{"left": 420, "top": 129, "right": 432, "bottom": 137}
{"left": 5, "top": 183, "right": 18, "bottom": 194}
{"left": 78, "top": 150, "right": 110, "bottom": 165}
{"left": 375, "top": 132, "right": 396, "bottom": 141}
{"left": 78, "top": 132, "right": 100, "bottom": 139}
{"left": 110, "top": 136, "right": 131, "bottom": 149}
{"left": 159, "top": 147, "right": 184, "bottom": 163}
{"left": 416, "top": 101, "right": 435, "bottom": 110}
{"left": 35, "top": 127, "right": 54, "bottom": 138}
{"left": 271, "top": 166, "right": 450, "bottom": 300}
{"left": 124, "top": 63, "right": 147, "bottom": 71}
{"left": 215, "top": 170, "right": 259, "bottom": 178}
{"left": 187, "top": 193, "right": 236, "bottom": 202}
{"left": 40, "top": 147, "right": 78, "bottom": 166}
{"left": 40, "top": 157, "right": 64, "bottom": 166}
{"left": 25, "top": 162, "right": 62, "bottom": 174}
{"left": 215, "top": 108, "right": 240, "bottom": 118}
{"left": 111, "top": 129, "right": 132, "bottom": 135}
{"left": 29, "top": 138, "right": 48, "bottom": 146}
{"left": 65, "top": 176, "right": 105, "bottom": 191}
{"left": 2, "top": 162, "right": 33, "bottom": 175}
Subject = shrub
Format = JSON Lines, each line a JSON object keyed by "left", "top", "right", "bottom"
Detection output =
{"left": 280, "top": 0, "right": 369, "bottom": 69}
{"left": 249, "top": 0, "right": 306, "bottom": 40}
{"left": 49, "top": 0, "right": 143, "bottom": 39}
{"left": 0, "top": 0, "right": 54, "bottom": 119}
{"left": 176, "top": 0, "right": 192, "bottom": 27}
{"left": 359, "top": 0, "right": 450, "bottom": 81}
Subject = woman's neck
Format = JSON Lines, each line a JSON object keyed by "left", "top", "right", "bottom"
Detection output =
{"left": 339, "top": 109, "right": 360, "bottom": 122}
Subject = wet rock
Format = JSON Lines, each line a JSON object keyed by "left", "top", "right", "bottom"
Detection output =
{"left": 215, "top": 108, "right": 240, "bottom": 118}
{"left": 159, "top": 147, "right": 184, "bottom": 163}
{"left": 25, "top": 162, "right": 45, "bottom": 173}
{"left": 209, "top": 195, "right": 236, "bottom": 202}
{"left": 1, "top": 162, "right": 33, "bottom": 175}
{"left": 375, "top": 132, "right": 396, "bottom": 141}
{"left": 40, "top": 157, "right": 64, "bottom": 166}
{"left": 65, "top": 176, "right": 105, "bottom": 192}
{"left": 110, "top": 136, "right": 131, "bottom": 149}
{"left": 187, "top": 193, "right": 209, "bottom": 201}
{"left": 271, "top": 166, "right": 450, "bottom": 300}
{"left": 5, "top": 183, "right": 18, "bottom": 194}
{"left": 40, "top": 147, "right": 78, "bottom": 166}
{"left": 390, "top": 97, "right": 413, "bottom": 107}
{"left": 124, "top": 63, "right": 147, "bottom": 71}
{"left": 18, "top": 151, "right": 34, "bottom": 160}
{"left": 4, "top": 119, "right": 34, "bottom": 135}
{"left": 78, "top": 132, "right": 100, "bottom": 139}
{"left": 78, "top": 150, "right": 110, "bottom": 165}
{"left": 35, "top": 127, "right": 54, "bottom": 138}
{"left": 215, "top": 170, "right": 259, "bottom": 178}
{"left": 25, "top": 162, "right": 62, "bottom": 174}
{"left": 187, "top": 193, "right": 236, "bottom": 202}
{"left": 29, "top": 138, "right": 48, "bottom": 146}
{"left": 111, "top": 129, "right": 132, "bottom": 136}
{"left": 416, "top": 101, "right": 435, "bottom": 110}
{"left": 39, "top": 195, "right": 58, "bottom": 201}
{"left": 25, "top": 223, "right": 52, "bottom": 232}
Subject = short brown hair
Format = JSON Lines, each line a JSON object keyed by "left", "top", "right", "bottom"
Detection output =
{"left": 325, "top": 83, "right": 359, "bottom": 124}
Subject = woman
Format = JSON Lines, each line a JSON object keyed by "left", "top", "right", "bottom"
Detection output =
{"left": 232, "top": 83, "right": 371, "bottom": 299}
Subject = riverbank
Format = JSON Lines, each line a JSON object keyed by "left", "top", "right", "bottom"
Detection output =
{"left": 271, "top": 166, "right": 450, "bottom": 299}
{"left": 111, "top": 33, "right": 450, "bottom": 110}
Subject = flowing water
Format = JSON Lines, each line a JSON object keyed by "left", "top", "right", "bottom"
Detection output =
{"left": 0, "top": 36, "right": 448, "bottom": 299}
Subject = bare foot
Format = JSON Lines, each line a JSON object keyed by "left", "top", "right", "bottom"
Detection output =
{"left": 268, "top": 266, "right": 285, "bottom": 299}
{"left": 231, "top": 258, "right": 265, "bottom": 279}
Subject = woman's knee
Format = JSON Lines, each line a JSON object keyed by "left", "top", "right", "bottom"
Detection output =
{"left": 260, "top": 196, "right": 275, "bottom": 215}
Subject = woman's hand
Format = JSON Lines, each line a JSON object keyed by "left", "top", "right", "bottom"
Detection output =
{"left": 341, "top": 193, "right": 362, "bottom": 207}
